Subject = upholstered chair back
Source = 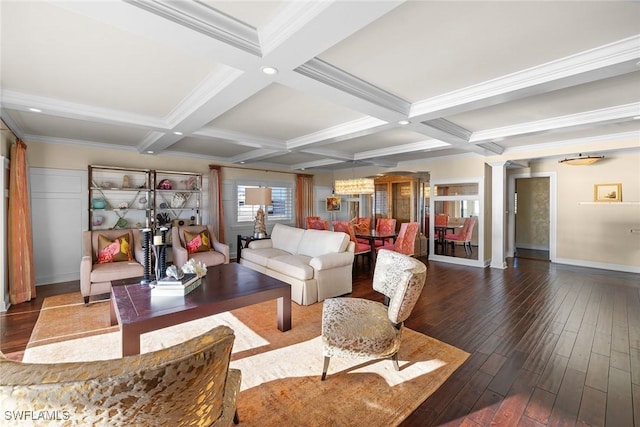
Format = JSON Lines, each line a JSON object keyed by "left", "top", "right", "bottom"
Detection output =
{"left": 1, "top": 326, "right": 241, "bottom": 426}
{"left": 376, "top": 218, "right": 396, "bottom": 234}
{"left": 435, "top": 214, "right": 449, "bottom": 227}
{"left": 84, "top": 228, "right": 143, "bottom": 263}
{"left": 372, "top": 249, "right": 427, "bottom": 324}
{"left": 392, "top": 222, "right": 419, "bottom": 256}
{"left": 353, "top": 217, "right": 371, "bottom": 233}
{"left": 306, "top": 217, "right": 330, "bottom": 230}
{"left": 460, "top": 217, "right": 477, "bottom": 241}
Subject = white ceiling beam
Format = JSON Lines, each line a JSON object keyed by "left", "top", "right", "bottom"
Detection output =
{"left": 410, "top": 36, "right": 640, "bottom": 121}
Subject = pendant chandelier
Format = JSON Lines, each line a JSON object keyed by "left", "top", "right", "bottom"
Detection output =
{"left": 558, "top": 153, "right": 604, "bottom": 165}
{"left": 334, "top": 178, "right": 375, "bottom": 195}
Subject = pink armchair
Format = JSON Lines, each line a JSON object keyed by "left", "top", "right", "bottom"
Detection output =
{"left": 376, "top": 222, "right": 419, "bottom": 257}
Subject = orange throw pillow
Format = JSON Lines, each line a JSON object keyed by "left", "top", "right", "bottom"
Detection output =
{"left": 184, "top": 230, "right": 211, "bottom": 254}
{"left": 97, "top": 233, "right": 132, "bottom": 263}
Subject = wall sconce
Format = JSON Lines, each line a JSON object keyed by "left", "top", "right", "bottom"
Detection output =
{"left": 558, "top": 154, "right": 604, "bottom": 165}
{"left": 334, "top": 178, "right": 375, "bottom": 195}
{"left": 245, "top": 187, "right": 272, "bottom": 237}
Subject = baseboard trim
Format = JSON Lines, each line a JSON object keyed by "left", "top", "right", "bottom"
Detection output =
{"left": 554, "top": 257, "right": 640, "bottom": 274}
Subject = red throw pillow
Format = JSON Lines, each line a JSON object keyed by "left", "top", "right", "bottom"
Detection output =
{"left": 97, "top": 233, "right": 133, "bottom": 263}
{"left": 184, "top": 230, "right": 211, "bottom": 254}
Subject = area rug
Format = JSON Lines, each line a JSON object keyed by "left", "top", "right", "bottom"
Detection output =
{"left": 23, "top": 292, "right": 469, "bottom": 426}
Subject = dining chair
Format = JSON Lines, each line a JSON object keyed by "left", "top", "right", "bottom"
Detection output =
{"left": 374, "top": 218, "right": 397, "bottom": 247}
{"left": 353, "top": 217, "right": 372, "bottom": 245}
{"left": 434, "top": 214, "right": 449, "bottom": 252}
{"left": 444, "top": 217, "right": 477, "bottom": 256}
{"left": 376, "top": 222, "right": 419, "bottom": 257}
{"left": 332, "top": 221, "right": 372, "bottom": 266}
{"left": 306, "top": 216, "right": 330, "bottom": 230}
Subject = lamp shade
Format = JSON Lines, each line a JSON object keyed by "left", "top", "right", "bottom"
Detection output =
{"left": 245, "top": 187, "right": 272, "bottom": 205}
{"left": 334, "top": 178, "right": 375, "bottom": 195}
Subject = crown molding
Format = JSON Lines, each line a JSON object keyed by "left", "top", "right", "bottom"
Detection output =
{"left": 259, "top": 1, "right": 333, "bottom": 56}
{"left": 229, "top": 148, "right": 289, "bottom": 164}
{"left": 411, "top": 35, "right": 640, "bottom": 120}
{"left": 471, "top": 103, "right": 640, "bottom": 142}
{"left": 295, "top": 58, "right": 410, "bottom": 115}
{"left": 286, "top": 116, "right": 389, "bottom": 149}
{"left": 421, "top": 118, "right": 472, "bottom": 142}
{"left": 164, "top": 66, "right": 244, "bottom": 127}
{"left": 124, "top": 0, "right": 261, "bottom": 56}
{"left": 1, "top": 90, "right": 167, "bottom": 131}
{"left": 356, "top": 140, "right": 450, "bottom": 160}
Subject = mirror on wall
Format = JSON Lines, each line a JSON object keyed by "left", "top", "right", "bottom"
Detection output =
{"left": 431, "top": 181, "right": 481, "bottom": 261}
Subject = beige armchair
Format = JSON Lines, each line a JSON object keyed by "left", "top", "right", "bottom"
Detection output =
{"left": 1, "top": 325, "right": 241, "bottom": 426}
{"left": 80, "top": 228, "right": 145, "bottom": 304}
{"left": 172, "top": 224, "right": 229, "bottom": 269}
{"left": 321, "top": 249, "right": 427, "bottom": 380}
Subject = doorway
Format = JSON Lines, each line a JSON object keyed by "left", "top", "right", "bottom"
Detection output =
{"left": 514, "top": 177, "right": 550, "bottom": 261}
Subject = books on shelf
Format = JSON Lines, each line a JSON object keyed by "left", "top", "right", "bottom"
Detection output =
{"left": 151, "top": 273, "right": 202, "bottom": 296}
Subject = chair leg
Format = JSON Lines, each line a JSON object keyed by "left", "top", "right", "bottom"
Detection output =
{"left": 321, "top": 356, "right": 330, "bottom": 381}
{"left": 392, "top": 352, "right": 400, "bottom": 371}
{"left": 233, "top": 409, "right": 239, "bottom": 424}
{"left": 84, "top": 296, "right": 90, "bottom": 305}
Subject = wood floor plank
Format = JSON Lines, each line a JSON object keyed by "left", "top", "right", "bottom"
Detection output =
{"left": 585, "top": 352, "right": 610, "bottom": 393}
{"left": 578, "top": 385, "right": 606, "bottom": 427}
{"left": 524, "top": 387, "right": 556, "bottom": 425}
{"left": 547, "top": 368, "right": 585, "bottom": 426}
{"left": 606, "top": 366, "right": 634, "bottom": 427}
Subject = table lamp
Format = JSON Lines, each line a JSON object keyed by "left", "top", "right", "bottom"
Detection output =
{"left": 246, "top": 187, "right": 272, "bottom": 238}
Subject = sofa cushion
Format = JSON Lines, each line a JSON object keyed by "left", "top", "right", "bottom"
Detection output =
{"left": 97, "top": 233, "right": 132, "bottom": 263}
{"left": 241, "top": 248, "right": 291, "bottom": 267}
{"left": 297, "top": 229, "right": 350, "bottom": 258}
{"left": 90, "top": 260, "right": 143, "bottom": 283}
{"left": 267, "top": 255, "right": 314, "bottom": 281}
{"left": 270, "top": 224, "right": 305, "bottom": 255}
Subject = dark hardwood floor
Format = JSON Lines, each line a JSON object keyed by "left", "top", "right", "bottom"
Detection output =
{"left": 2, "top": 256, "right": 639, "bottom": 426}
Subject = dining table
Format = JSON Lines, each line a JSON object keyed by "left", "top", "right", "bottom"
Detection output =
{"left": 354, "top": 230, "right": 398, "bottom": 262}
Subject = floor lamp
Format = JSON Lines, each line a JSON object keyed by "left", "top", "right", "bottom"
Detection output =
{"left": 246, "top": 187, "right": 272, "bottom": 238}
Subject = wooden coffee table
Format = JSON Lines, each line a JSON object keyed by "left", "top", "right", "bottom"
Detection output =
{"left": 110, "top": 263, "right": 291, "bottom": 356}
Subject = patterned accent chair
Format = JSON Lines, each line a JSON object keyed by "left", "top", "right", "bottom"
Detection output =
{"left": 333, "top": 221, "right": 371, "bottom": 265}
{"left": 0, "top": 325, "right": 241, "bottom": 426}
{"left": 374, "top": 218, "right": 397, "bottom": 247}
{"left": 376, "top": 222, "right": 419, "bottom": 257}
{"left": 80, "top": 228, "right": 145, "bottom": 305}
{"left": 306, "top": 216, "right": 330, "bottom": 230}
{"left": 444, "top": 217, "right": 477, "bottom": 256}
{"left": 172, "top": 225, "right": 230, "bottom": 269}
{"left": 320, "top": 249, "right": 427, "bottom": 380}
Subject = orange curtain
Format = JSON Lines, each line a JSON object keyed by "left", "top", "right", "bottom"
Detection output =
{"left": 8, "top": 139, "right": 36, "bottom": 304}
{"left": 295, "top": 174, "right": 314, "bottom": 228}
{"left": 208, "top": 165, "right": 225, "bottom": 243}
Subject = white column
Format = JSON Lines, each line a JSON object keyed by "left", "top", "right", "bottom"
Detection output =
{"left": 489, "top": 161, "right": 507, "bottom": 269}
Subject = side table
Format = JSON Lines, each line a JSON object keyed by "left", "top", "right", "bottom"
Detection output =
{"left": 236, "top": 234, "right": 270, "bottom": 262}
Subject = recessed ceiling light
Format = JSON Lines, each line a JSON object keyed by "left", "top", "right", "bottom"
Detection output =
{"left": 240, "top": 161, "right": 245, "bottom": 164}
{"left": 173, "top": 131, "right": 183, "bottom": 135}
{"left": 261, "top": 66, "right": 278, "bottom": 75}
{"left": 28, "top": 108, "right": 42, "bottom": 113}
{"left": 398, "top": 120, "right": 410, "bottom": 125}
{"left": 146, "top": 150, "right": 154, "bottom": 154}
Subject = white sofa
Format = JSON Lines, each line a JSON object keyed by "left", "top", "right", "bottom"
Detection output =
{"left": 239, "top": 224, "right": 355, "bottom": 305}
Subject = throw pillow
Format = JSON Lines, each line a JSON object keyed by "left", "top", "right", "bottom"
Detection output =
{"left": 97, "top": 233, "right": 133, "bottom": 263}
{"left": 184, "top": 230, "right": 211, "bottom": 254}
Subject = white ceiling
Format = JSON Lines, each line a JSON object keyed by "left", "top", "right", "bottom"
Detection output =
{"left": 1, "top": 1, "right": 639, "bottom": 172}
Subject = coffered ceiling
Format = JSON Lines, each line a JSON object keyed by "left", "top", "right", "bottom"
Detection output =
{"left": 1, "top": 1, "right": 639, "bottom": 172}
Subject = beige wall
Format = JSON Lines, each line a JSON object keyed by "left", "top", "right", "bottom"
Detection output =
{"left": 529, "top": 152, "right": 640, "bottom": 268}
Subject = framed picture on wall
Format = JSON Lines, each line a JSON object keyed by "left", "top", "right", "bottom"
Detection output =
{"left": 594, "top": 183, "right": 622, "bottom": 202}
{"left": 326, "top": 196, "right": 342, "bottom": 212}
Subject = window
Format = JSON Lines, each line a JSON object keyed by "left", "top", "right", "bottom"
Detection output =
{"left": 237, "top": 184, "right": 293, "bottom": 223}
